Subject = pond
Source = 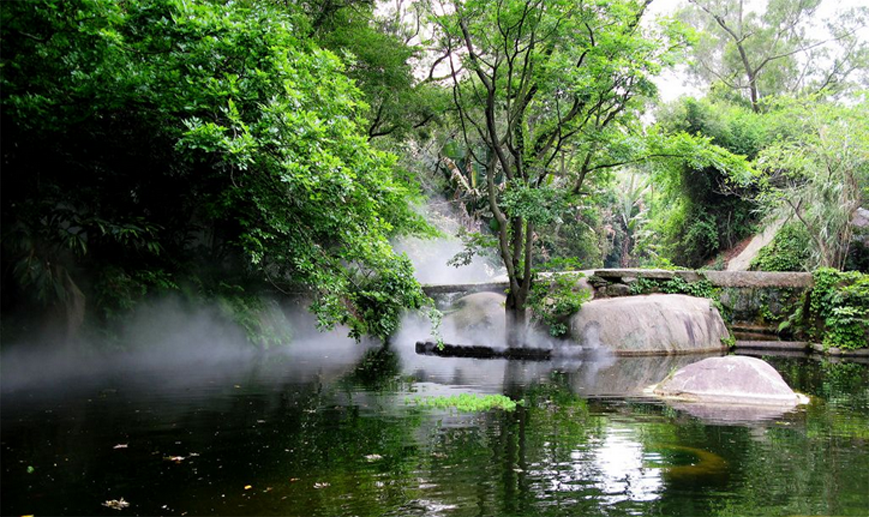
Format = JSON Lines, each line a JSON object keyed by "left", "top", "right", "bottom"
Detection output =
{"left": 2, "top": 338, "right": 868, "bottom": 517}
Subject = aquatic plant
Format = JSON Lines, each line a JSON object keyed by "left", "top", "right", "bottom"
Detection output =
{"left": 409, "top": 394, "right": 522, "bottom": 412}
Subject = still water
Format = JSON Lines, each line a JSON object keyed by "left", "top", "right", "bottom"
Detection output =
{"left": 2, "top": 340, "right": 868, "bottom": 517}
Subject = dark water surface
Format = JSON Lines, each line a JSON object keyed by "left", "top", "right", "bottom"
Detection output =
{"left": 2, "top": 341, "right": 868, "bottom": 517}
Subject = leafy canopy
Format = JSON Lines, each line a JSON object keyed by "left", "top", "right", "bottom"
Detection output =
{"left": 1, "top": 0, "right": 432, "bottom": 341}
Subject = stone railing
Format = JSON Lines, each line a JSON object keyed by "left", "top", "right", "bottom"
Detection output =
{"left": 591, "top": 269, "right": 813, "bottom": 288}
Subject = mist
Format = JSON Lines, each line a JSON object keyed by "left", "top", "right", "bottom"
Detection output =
{"left": 0, "top": 295, "right": 369, "bottom": 395}
{"left": 2, "top": 216, "right": 588, "bottom": 397}
{"left": 393, "top": 235, "right": 504, "bottom": 285}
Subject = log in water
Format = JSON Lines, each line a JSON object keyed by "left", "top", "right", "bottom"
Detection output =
{"left": 415, "top": 340, "right": 552, "bottom": 361}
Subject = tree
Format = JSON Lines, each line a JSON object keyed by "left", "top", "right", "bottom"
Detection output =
{"left": 756, "top": 96, "right": 869, "bottom": 270}
{"left": 429, "top": 0, "right": 685, "bottom": 335}
{"left": 609, "top": 171, "right": 651, "bottom": 268}
{"left": 682, "top": 0, "right": 869, "bottom": 112}
{"left": 0, "top": 0, "right": 431, "bottom": 343}
{"left": 301, "top": 0, "right": 448, "bottom": 141}
{"left": 647, "top": 97, "right": 766, "bottom": 266}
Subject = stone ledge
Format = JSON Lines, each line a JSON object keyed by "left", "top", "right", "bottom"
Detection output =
{"left": 594, "top": 269, "right": 813, "bottom": 288}
{"left": 810, "top": 344, "right": 869, "bottom": 357}
{"left": 422, "top": 281, "right": 509, "bottom": 295}
{"left": 734, "top": 341, "right": 809, "bottom": 351}
{"left": 423, "top": 270, "right": 814, "bottom": 296}
{"left": 702, "top": 271, "right": 813, "bottom": 288}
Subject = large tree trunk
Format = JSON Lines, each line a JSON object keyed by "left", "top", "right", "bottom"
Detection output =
{"left": 505, "top": 288, "right": 529, "bottom": 348}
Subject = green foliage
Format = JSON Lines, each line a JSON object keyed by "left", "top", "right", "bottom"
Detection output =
{"left": 627, "top": 275, "right": 726, "bottom": 319}
{"left": 804, "top": 269, "right": 869, "bottom": 350}
{"left": 216, "top": 294, "right": 293, "bottom": 350}
{"left": 301, "top": 0, "right": 446, "bottom": 141}
{"left": 750, "top": 223, "right": 812, "bottom": 272}
{"left": 409, "top": 394, "right": 521, "bottom": 412}
{"left": 1, "top": 0, "right": 432, "bottom": 342}
{"left": 647, "top": 99, "right": 763, "bottom": 267}
{"left": 628, "top": 276, "right": 716, "bottom": 299}
{"left": 679, "top": 0, "right": 869, "bottom": 110}
{"left": 502, "top": 186, "right": 570, "bottom": 227}
{"left": 755, "top": 97, "right": 869, "bottom": 270}
{"left": 430, "top": 0, "right": 689, "bottom": 318}
{"left": 447, "top": 229, "right": 499, "bottom": 268}
{"left": 527, "top": 270, "right": 591, "bottom": 337}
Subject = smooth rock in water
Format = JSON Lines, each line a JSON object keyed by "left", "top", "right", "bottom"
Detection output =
{"left": 569, "top": 294, "right": 728, "bottom": 355}
{"left": 653, "top": 355, "right": 808, "bottom": 407}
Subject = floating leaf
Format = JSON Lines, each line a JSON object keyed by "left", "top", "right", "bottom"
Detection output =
{"left": 102, "top": 498, "right": 130, "bottom": 510}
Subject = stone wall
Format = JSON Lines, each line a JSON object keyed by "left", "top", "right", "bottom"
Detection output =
{"left": 588, "top": 269, "right": 812, "bottom": 331}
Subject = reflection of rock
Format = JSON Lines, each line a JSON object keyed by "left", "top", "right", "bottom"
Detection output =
{"left": 569, "top": 294, "right": 728, "bottom": 355}
{"left": 567, "top": 354, "right": 717, "bottom": 397}
{"left": 653, "top": 356, "right": 807, "bottom": 407}
{"left": 653, "top": 445, "right": 727, "bottom": 479}
{"left": 664, "top": 401, "right": 794, "bottom": 424}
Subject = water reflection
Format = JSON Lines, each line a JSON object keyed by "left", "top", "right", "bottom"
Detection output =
{"left": 1, "top": 336, "right": 868, "bottom": 517}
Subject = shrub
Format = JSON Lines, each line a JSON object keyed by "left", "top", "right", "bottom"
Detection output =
{"left": 527, "top": 270, "right": 591, "bottom": 338}
{"left": 750, "top": 223, "right": 812, "bottom": 272}
{"left": 800, "top": 269, "right": 869, "bottom": 350}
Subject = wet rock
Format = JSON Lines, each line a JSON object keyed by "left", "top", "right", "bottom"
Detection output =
{"left": 569, "top": 294, "right": 728, "bottom": 355}
{"left": 652, "top": 356, "right": 807, "bottom": 407}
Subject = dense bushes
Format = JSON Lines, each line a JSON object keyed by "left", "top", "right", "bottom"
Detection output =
{"left": 648, "top": 98, "right": 764, "bottom": 267}
{"left": 788, "top": 269, "right": 869, "bottom": 350}
{"left": 750, "top": 224, "right": 812, "bottom": 272}
{"left": 0, "top": 0, "right": 431, "bottom": 344}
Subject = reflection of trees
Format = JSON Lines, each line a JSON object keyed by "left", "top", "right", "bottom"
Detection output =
{"left": 4, "top": 354, "right": 867, "bottom": 516}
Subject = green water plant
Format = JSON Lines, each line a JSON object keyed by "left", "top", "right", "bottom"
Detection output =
{"left": 409, "top": 394, "right": 521, "bottom": 412}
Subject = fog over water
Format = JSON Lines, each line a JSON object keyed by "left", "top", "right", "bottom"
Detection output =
{"left": 2, "top": 230, "right": 583, "bottom": 395}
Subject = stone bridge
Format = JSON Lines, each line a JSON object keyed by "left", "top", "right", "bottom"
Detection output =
{"left": 422, "top": 268, "right": 814, "bottom": 335}
{"left": 422, "top": 269, "right": 812, "bottom": 295}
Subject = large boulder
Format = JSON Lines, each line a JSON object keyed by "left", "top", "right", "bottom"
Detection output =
{"left": 441, "top": 292, "right": 508, "bottom": 346}
{"left": 652, "top": 355, "right": 808, "bottom": 407}
{"left": 569, "top": 294, "right": 729, "bottom": 355}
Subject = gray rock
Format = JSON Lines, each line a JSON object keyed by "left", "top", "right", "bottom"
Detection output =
{"left": 701, "top": 271, "right": 813, "bottom": 288}
{"left": 569, "top": 294, "right": 729, "bottom": 355}
{"left": 652, "top": 356, "right": 807, "bottom": 407}
{"left": 604, "top": 283, "right": 631, "bottom": 297}
{"left": 595, "top": 268, "right": 675, "bottom": 280}
{"left": 852, "top": 207, "right": 869, "bottom": 230}
{"left": 441, "top": 292, "right": 508, "bottom": 346}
